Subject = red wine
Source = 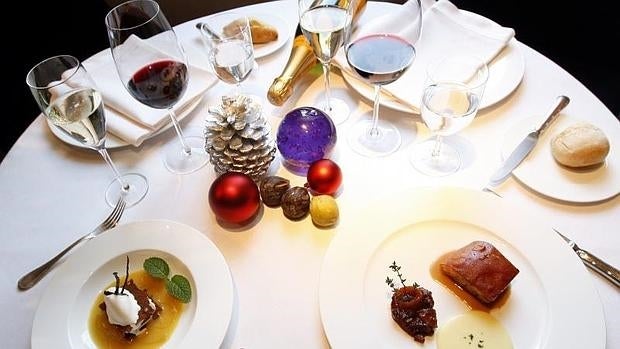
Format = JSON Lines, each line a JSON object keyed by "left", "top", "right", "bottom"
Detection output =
{"left": 346, "top": 34, "right": 415, "bottom": 85}
{"left": 127, "top": 60, "right": 188, "bottom": 109}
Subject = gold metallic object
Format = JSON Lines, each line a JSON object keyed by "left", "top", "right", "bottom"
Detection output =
{"left": 267, "top": 0, "right": 367, "bottom": 106}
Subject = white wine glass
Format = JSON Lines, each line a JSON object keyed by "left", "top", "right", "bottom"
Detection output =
{"left": 345, "top": 0, "right": 422, "bottom": 157}
{"left": 299, "top": 0, "right": 352, "bottom": 125}
{"left": 105, "top": 0, "right": 208, "bottom": 175}
{"left": 410, "top": 54, "right": 489, "bottom": 176}
{"left": 26, "top": 55, "right": 148, "bottom": 207}
{"left": 199, "top": 13, "right": 257, "bottom": 98}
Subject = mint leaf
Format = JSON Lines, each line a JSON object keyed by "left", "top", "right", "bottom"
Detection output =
{"left": 166, "top": 275, "right": 192, "bottom": 303}
{"left": 143, "top": 257, "right": 169, "bottom": 279}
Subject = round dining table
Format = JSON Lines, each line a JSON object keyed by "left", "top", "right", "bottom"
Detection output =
{"left": 1, "top": 1, "right": 618, "bottom": 348}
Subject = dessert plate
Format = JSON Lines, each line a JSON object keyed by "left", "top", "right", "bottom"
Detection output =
{"left": 501, "top": 114, "right": 620, "bottom": 203}
{"left": 32, "top": 220, "right": 234, "bottom": 349}
{"left": 319, "top": 187, "right": 605, "bottom": 348}
{"left": 249, "top": 13, "right": 292, "bottom": 59}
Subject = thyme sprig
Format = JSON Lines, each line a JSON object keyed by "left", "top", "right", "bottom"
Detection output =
{"left": 385, "top": 261, "right": 419, "bottom": 292}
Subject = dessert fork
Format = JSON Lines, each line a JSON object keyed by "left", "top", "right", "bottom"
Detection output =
{"left": 17, "top": 197, "right": 126, "bottom": 291}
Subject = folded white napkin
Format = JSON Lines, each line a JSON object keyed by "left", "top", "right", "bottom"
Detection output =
{"left": 82, "top": 35, "right": 217, "bottom": 146}
{"left": 336, "top": 0, "right": 515, "bottom": 110}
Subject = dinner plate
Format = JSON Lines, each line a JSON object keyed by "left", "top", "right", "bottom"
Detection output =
{"left": 46, "top": 96, "right": 203, "bottom": 149}
{"left": 342, "top": 38, "right": 525, "bottom": 114}
{"left": 502, "top": 114, "right": 620, "bottom": 203}
{"left": 319, "top": 187, "right": 605, "bottom": 348}
{"left": 31, "top": 220, "right": 234, "bottom": 349}
{"left": 250, "top": 13, "right": 292, "bottom": 58}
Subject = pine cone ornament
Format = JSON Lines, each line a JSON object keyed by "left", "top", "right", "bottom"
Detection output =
{"left": 205, "top": 95, "right": 276, "bottom": 181}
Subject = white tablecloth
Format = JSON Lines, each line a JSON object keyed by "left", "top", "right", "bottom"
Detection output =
{"left": 1, "top": 1, "right": 618, "bottom": 348}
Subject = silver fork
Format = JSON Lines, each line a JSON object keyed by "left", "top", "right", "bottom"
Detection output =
{"left": 17, "top": 198, "right": 126, "bottom": 291}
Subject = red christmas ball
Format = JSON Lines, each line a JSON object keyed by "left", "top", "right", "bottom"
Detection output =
{"left": 306, "top": 159, "right": 342, "bottom": 195}
{"left": 209, "top": 172, "right": 261, "bottom": 224}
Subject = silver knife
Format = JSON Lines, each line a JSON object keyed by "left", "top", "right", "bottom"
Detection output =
{"left": 487, "top": 95, "right": 570, "bottom": 187}
{"left": 553, "top": 228, "right": 620, "bottom": 288}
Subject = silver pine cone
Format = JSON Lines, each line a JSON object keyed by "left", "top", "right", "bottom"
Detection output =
{"left": 204, "top": 95, "right": 276, "bottom": 181}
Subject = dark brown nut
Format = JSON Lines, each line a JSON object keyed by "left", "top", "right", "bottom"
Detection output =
{"left": 281, "top": 186, "right": 310, "bottom": 220}
{"left": 260, "top": 176, "right": 290, "bottom": 207}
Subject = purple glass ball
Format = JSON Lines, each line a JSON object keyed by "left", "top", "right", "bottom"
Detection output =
{"left": 277, "top": 106, "right": 337, "bottom": 174}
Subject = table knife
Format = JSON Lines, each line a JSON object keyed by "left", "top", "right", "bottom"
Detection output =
{"left": 553, "top": 228, "right": 620, "bottom": 288}
{"left": 487, "top": 95, "right": 570, "bottom": 187}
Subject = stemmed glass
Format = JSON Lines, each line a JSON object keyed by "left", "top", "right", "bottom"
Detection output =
{"left": 26, "top": 55, "right": 148, "bottom": 207}
{"left": 105, "top": 0, "right": 208, "bottom": 174}
{"left": 299, "top": 0, "right": 352, "bottom": 125}
{"left": 345, "top": 0, "right": 422, "bottom": 157}
{"left": 198, "top": 13, "right": 256, "bottom": 98}
{"left": 409, "top": 54, "right": 489, "bottom": 176}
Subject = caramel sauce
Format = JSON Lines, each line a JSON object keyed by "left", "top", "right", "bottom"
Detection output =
{"left": 430, "top": 253, "right": 510, "bottom": 311}
{"left": 88, "top": 270, "right": 184, "bottom": 348}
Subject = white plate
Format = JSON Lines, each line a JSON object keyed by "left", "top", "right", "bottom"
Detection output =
{"left": 32, "top": 220, "right": 234, "bottom": 349}
{"left": 319, "top": 187, "right": 605, "bottom": 348}
{"left": 502, "top": 114, "right": 620, "bottom": 203}
{"left": 249, "top": 13, "right": 292, "bottom": 58}
{"left": 47, "top": 96, "right": 203, "bottom": 150}
{"left": 342, "top": 38, "right": 525, "bottom": 114}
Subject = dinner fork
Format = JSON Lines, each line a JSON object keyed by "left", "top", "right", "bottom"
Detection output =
{"left": 17, "top": 198, "right": 126, "bottom": 291}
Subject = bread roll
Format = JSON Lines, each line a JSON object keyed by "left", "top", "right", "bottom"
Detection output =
{"left": 223, "top": 18, "right": 278, "bottom": 44}
{"left": 550, "top": 122, "right": 610, "bottom": 168}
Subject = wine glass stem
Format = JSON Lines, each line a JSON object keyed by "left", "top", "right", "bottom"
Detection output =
{"left": 432, "top": 135, "right": 443, "bottom": 158}
{"left": 370, "top": 84, "right": 382, "bottom": 137}
{"left": 97, "top": 147, "right": 130, "bottom": 192}
{"left": 322, "top": 62, "right": 332, "bottom": 112}
{"left": 168, "top": 108, "right": 192, "bottom": 155}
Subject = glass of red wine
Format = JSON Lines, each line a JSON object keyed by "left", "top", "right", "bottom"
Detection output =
{"left": 105, "top": 0, "right": 208, "bottom": 174}
{"left": 26, "top": 55, "right": 148, "bottom": 207}
{"left": 344, "top": 0, "right": 422, "bottom": 157}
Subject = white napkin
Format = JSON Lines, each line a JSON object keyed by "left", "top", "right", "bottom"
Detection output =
{"left": 82, "top": 35, "right": 217, "bottom": 146}
{"left": 336, "top": 0, "right": 515, "bottom": 110}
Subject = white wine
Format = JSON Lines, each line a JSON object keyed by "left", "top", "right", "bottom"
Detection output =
{"left": 420, "top": 83, "right": 480, "bottom": 136}
{"left": 46, "top": 88, "right": 106, "bottom": 147}
{"left": 300, "top": 5, "right": 349, "bottom": 63}
{"left": 210, "top": 39, "right": 254, "bottom": 85}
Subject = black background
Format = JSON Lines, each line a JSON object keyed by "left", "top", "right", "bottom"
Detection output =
{"left": 6, "top": 0, "right": 618, "bottom": 160}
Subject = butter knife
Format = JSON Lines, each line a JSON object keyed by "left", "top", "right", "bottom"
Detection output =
{"left": 487, "top": 95, "right": 570, "bottom": 187}
{"left": 553, "top": 228, "right": 620, "bottom": 288}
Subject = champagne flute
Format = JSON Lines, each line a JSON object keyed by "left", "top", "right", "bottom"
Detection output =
{"left": 409, "top": 54, "right": 489, "bottom": 176}
{"left": 345, "top": 0, "right": 422, "bottom": 157}
{"left": 26, "top": 55, "right": 148, "bottom": 207}
{"left": 198, "top": 13, "right": 256, "bottom": 97}
{"left": 105, "top": 0, "right": 208, "bottom": 175}
{"left": 299, "top": 0, "right": 352, "bottom": 125}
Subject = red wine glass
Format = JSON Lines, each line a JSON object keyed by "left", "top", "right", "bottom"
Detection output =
{"left": 344, "top": 0, "right": 422, "bottom": 157}
{"left": 105, "top": 0, "right": 208, "bottom": 174}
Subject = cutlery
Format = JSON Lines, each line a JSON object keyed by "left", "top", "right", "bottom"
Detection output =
{"left": 487, "top": 95, "right": 570, "bottom": 187}
{"left": 553, "top": 228, "right": 620, "bottom": 288}
{"left": 17, "top": 198, "right": 126, "bottom": 291}
{"left": 195, "top": 22, "right": 222, "bottom": 40}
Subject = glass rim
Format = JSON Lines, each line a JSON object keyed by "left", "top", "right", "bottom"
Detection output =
{"left": 105, "top": 0, "right": 160, "bottom": 32}
{"left": 25, "top": 54, "right": 81, "bottom": 90}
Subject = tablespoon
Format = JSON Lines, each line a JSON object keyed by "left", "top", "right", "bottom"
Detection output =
{"left": 17, "top": 198, "right": 126, "bottom": 291}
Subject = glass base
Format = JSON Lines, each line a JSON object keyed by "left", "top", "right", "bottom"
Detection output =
{"left": 163, "top": 135, "right": 209, "bottom": 175}
{"left": 409, "top": 139, "right": 461, "bottom": 176}
{"left": 105, "top": 173, "right": 149, "bottom": 208}
{"left": 347, "top": 119, "right": 401, "bottom": 157}
{"left": 320, "top": 98, "right": 350, "bottom": 125}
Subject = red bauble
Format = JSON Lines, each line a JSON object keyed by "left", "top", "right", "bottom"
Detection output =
{"left": 306, "top": 159, "right": 342, "bottom": 195}
{"left": 209, "top": 172, "right": 261, "bottom": 224}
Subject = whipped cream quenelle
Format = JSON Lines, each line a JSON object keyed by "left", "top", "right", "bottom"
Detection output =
{"left": 104, "top": 287, "right": 156, "bottom": 335}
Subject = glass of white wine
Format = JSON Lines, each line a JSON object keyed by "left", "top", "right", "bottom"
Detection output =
{"left": 26, "top": 55, "right": 148, "bottom": 207}
{"left": 409, "top": 54, "right": 489, "bottom": 176}
{"left": 299, "top": 0, "right": 352, "bottom": 125}
{"left": 199, "top": 13, "right": 256, "bottom": 98}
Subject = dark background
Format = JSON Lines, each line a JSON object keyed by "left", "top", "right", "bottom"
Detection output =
{"left": 6, "top": 0, "right": 618, "bottom": 160}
